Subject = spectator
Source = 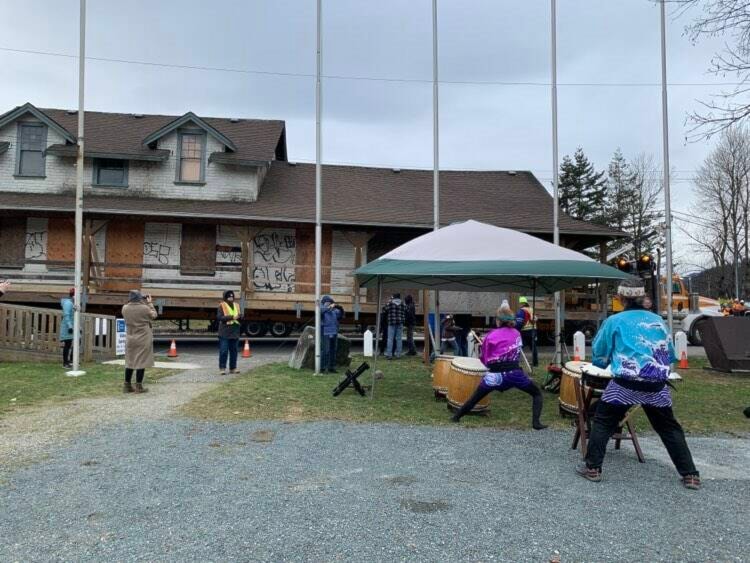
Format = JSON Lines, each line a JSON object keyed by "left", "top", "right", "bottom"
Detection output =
{"left": 320, "top": 295, "right": 344, "bottom": 373}
{"left": 121, "top": 290, "right": 158, "bottom": 394}
{"left": 217, "top": 290, "right": 241, "bottom": 375}
{"left": 60, "top": 288, "right": 75, "bottom": 369}
{"left": 0, "top": 280, "right": 10, "bottom": 298}
{"left": 441, "top": 315, "right": 460, "bottom": 355}
{"left": 385, "top": 293, "right": 406, "bottom": 359}
{"left": 404, "top": 294, "right": 417, "bottom": 356}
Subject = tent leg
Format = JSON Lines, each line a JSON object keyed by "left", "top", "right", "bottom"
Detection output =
{"left": 532, "top": 279, "right": 538, "bottom": 367}
{"left": 434, "top": 290, "right": 440, "bottom": 358}
{"left": 372, "top": 276, "right": 383, "bottom": 400}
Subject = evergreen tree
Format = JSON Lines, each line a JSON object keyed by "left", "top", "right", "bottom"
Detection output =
{"left": 558, "top": 147, "right": 607, "bottom": 223}
{"left": 605, "top": 148, "right": 635, "bottom": 232}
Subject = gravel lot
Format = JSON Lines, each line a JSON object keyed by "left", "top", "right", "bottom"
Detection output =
{"left": 1, "top": 418, "right": 747, "bottom": 562}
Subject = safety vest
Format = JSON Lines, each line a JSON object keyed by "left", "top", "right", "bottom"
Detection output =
{"left": 220, "top": 301, "right": 240, "bottom": 325}
{"left": 520, "top": 306, "right": 535, "bottom": 331}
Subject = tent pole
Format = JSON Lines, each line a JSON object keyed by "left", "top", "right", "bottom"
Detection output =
{"left": 531, "top": 279, "right": 538, "bottom": 367}
{"left": 372, "top": 276, "right": 383, "bottom": 400}
{"left": 431, "top": 0, "right": 441, "bottom": 364}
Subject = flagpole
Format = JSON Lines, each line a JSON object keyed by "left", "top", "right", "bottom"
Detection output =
{"left": 551, "top": 0, "right": 562, "bottom": 366}
{"left": 68, "top": 0, "right": 86, "bottom": 377}
{"left": 660, "top": 0, "right": 674, "bottom": 335}
{"left": 314, "top": 0, "right": 323, "bottom": 374}
{"left": 432, "top": 0, "right": 441, "bottom": 354}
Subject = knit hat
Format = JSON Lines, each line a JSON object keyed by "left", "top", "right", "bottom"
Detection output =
{"left": 128, "top": 289, "right": 143, "bottom": 302}
{"left": 223, "top": 290, "right": 235, "bottom": 301}
{"left": 519, "top": 296, "right": 528, "bottom": 305}
{"left": 497, "top": 300, "right": 515, "bottom": 322}
{"left": 617, "top": 277, "right": 645, "bottom": 298}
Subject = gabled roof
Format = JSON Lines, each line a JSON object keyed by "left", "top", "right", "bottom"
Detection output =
{"left": 141, "top": 111, "right": 237, "bottom": 151}
{"left": 0, "top": 103, "right": 76, "bottom": 143}
{"left": 0, "top": 106, "right": 287, "bottom": 163}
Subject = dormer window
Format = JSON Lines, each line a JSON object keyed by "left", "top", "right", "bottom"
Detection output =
{"left": 176, "top": 131, "right": 206, "bottom": 183}
{"left": 15, "top": 123, "right": 47, "bottom": 177}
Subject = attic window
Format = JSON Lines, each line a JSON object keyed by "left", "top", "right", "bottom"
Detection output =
{"left": 176, "top": 132, "right": 206, "bottom": 183}
{"left": 15, "top": 123, "right": 47, "bottom": 177}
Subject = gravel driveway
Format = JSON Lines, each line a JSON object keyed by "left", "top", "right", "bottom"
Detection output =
{"left": 1, "top": 417, "right": 747, "bottom": 562}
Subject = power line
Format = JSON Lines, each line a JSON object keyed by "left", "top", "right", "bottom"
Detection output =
{"left": 0, "top": 45, "right": 747, "bottom": 88}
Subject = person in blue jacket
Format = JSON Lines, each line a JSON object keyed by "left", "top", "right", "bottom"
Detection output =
{"left": 60, "top": 288, "right": 75, "bottom": 368}
{"left": 576, "top": 277, "right": 700, "bottom": 490}
{"left": 320, "top": 295, "right": 343, "bottom": 373}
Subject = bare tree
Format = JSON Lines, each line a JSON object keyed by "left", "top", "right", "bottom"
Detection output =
{"left": 625, "top": 153, "right": 664, "bottom": 257}
{"left": 669, "top": 1, "right": 750, "bottom": 139}
{"left": 684, "top": 125, "right": 750, "bottom": 296}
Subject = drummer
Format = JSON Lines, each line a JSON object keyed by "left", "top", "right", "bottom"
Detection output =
{"left": 576, "top": 278, "right": 701, "bottom": 490}
{"left": 450, "top": 301, "right": 547, "bottom": 430}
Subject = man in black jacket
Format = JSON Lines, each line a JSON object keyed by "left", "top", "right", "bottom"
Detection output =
{"left": 404, "top": 294, "right": 417, "bottom": 356}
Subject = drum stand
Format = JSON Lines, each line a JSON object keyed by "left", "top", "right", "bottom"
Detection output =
{"left": 571, "top": 372, "right": 645, "bottom": 463}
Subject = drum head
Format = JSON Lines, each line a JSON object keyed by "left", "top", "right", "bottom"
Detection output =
{"left": 437, "top": 355, "right": 455, "bottom": 361}
{"left": 451, "top": 357, "right": 486, "bottom": 371}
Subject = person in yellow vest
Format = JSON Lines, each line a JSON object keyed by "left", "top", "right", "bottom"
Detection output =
{"left": 217, "top": 290, "right": 241, "bottom": 375}
{"left": 515, "top": 297, "right": 536, "bottom": 351}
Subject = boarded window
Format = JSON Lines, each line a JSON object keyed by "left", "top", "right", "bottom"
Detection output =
{"left": 0, "top": 218, "right": 27, "bottom": 268}
{"left": 16, "top": 123, "right": 47, "bottom": 176}
{"left": 180, "top": 224, "right": 216, "bottom": 276}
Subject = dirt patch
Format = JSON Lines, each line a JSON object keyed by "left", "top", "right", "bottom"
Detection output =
{"left": 383, "top": 475, "right": 418, "bottom": 487}
{"left": 251, "top": 430, "right": 276, "bottom": 443}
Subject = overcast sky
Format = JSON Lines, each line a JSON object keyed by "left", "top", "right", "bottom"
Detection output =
{"left": 0, "top": 0, "right": 730, "bottom": 266}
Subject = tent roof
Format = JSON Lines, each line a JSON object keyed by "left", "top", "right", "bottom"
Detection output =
{"left": 355, "top": 220, "right": 629, "bottom": 293}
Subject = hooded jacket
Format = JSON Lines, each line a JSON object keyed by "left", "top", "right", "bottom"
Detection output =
{"left": 321, "top": 295, "right": 343, "bottom": 337}
{"left": 386, "top": 298, "right": 405, "bottom": 326}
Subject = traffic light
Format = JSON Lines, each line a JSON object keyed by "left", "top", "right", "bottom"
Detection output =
{"left": 637, "top": 254, "right": 655, "bottom": 274}
{"left": 615, "top": 256, "right": 632, "bottom": 273}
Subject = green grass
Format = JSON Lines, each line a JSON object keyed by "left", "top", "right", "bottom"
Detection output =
{"left": 182, "top": 355, "right": 750, "bottom": 435}
{"left": 0, "top": 363, "right": 172, "bottom": 417}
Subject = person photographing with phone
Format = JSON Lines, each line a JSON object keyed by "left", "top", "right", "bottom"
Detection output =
{"left": 217, "top": 290, "right": 241, "bottom": 375}
{"left": 320, "top": 295, "right": 344, "bottom": 373}
{"left": 121, "top": 290, "right": 158, "bottom": 393}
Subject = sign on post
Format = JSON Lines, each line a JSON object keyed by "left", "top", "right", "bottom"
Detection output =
{"left": 116, "top": 318, "right": 127, "bottom": 356}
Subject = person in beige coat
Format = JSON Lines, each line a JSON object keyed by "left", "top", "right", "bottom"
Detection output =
{"left": 122, "top": 289, "right": 158, "bottom": 394}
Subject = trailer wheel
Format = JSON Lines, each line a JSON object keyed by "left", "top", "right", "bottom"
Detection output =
{"left": 688, "top": 318, "right": 706, "bottom": 347}
{"left": 244, "top": 321, "right": 267, "bottom": 338}
{"left": 269, "top": 321, "right": 292, "bottom": 337}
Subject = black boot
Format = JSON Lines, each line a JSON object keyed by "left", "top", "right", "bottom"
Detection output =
{"left": 531, "top": 388, "right": 548, "bottom": 430}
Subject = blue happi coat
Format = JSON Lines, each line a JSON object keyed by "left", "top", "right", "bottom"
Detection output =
{"left": 592, "top": 309, "right": 675, "bottom": 382}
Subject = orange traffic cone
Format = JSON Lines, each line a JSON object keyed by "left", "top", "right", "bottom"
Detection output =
{"left": 242, "top": 339, "right": 252, "bottom": 358}
{"left": 168, "top": 339, "right": 178, "bottom": 358}
{"left": 679, "top": 350, "right": 689, "bottom": 369}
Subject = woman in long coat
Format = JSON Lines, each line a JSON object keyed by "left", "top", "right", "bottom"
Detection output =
{"left": 122, "top": 290, "right": 158, "bottom": 393}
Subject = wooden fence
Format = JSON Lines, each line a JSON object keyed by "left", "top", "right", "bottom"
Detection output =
{"left": 0, "top": 303, "right": 116, "bottom": 363}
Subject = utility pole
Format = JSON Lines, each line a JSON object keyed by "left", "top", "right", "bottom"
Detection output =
{"left": 314, "top": 0, "right": 323, "bottom": 374}
{"left": 68, "top": 0, "right": 86, "bottom": 377}
{"left": 432, "top": 0, "right": 441, "bottom": 354}
{"left": 550, "top": 0, "right": 562, "bottom": 365}
{"left": 660, "top": 0, "right": 675, "bottom": 334}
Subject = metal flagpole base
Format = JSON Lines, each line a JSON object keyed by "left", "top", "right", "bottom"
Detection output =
{"left": 66, "top": 370, "right": 86, "bottom": 377}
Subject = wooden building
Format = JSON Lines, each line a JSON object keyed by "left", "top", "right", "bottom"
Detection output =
{"left": 0, "top": 103, "right": 621, "bottom": 332}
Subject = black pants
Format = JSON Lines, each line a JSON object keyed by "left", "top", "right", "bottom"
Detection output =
{"left": 125, "top": 368, "right": 145, "bottom": 384}
{"left": 62, "top": 340, "right": 72, "bottom": 365}
{"left": 585, "top": 401, "right": 699, "bottom": 476}
{"left": 453, "top": 380, "right": 544, "bottom": 427}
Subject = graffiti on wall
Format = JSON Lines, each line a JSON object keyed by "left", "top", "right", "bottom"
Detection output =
{"left": 25, "top": 231, "right": 47, "bottom": 260}
{"left": 253, "top": 230, "right": 295, "bottom": 292}
{"left": 143, "top": 241, "right": 173, "bottom": 265}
